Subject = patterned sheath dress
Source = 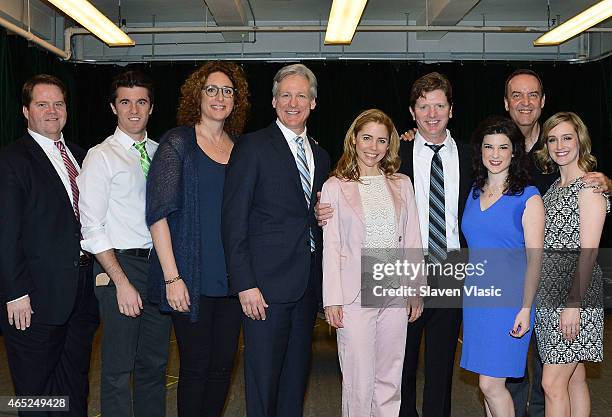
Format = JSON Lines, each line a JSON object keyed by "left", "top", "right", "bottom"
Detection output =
{"left": 535, "top": 177, "right": 610, "bottom": 364}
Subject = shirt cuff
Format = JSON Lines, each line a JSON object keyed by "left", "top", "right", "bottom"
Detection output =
{"left": 80, "top": 234, "right": 113, "bottom": 255}
{"left": 7, "top": 294, "right": 29, "bottom": 304}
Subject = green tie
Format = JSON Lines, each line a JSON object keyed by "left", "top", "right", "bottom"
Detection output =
{"left": 134, "top": 141, "right": 151, "bottom": 177}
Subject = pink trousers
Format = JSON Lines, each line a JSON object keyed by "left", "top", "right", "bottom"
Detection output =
{"left": 336, "top": 297, "right": 408, "bottom": 417}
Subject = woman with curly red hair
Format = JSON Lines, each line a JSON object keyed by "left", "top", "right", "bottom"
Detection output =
{"left": 146, "top": 61, "right": 250, "bottom": 417}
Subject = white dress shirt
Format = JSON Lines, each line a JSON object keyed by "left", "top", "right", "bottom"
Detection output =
{"left": 412, "top": 130, "right": 461, "bottom": 251}
{"left": 276, "top": 119, "right": 315, "bottom": 187}
{"left": 29, "top": 129, "right": 80, "bottom": 208}
{"left": 77, "top": 127, "right": 158, "bottom": 254}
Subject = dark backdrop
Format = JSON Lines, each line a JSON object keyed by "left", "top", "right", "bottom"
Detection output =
{"left": 1, "top": 28, "right": 611, "bottom": 244}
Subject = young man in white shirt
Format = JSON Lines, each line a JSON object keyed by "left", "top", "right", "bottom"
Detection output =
{"left": 77, "top": 71, "right": 171, "bottom": 417}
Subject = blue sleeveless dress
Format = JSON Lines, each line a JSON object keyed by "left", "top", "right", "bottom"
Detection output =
{"left": 460, "top": 185, "right": 539, "bottom": 377}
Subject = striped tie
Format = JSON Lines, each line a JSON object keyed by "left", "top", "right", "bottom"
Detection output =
{"left": 54, "top": 141, "right": 80, "bottom": 223}
{"left": 425, "top": 143, "right": 447, "bottom": 263}
{"left": 295, "top": 136, "right": 315, "bottom": 252}
{"left": 134, "top": 141, "right": 151, "bottom": 177}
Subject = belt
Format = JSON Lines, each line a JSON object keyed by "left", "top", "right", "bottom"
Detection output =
{"left": 79, "top": 253, "right": 92, "bottom": 267}
{"left": 114, "top": 248, "right": 151, "bottom": 258}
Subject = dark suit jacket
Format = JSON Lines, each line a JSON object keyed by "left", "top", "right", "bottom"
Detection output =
{"left": 0, "top": 134, "right": 85, "bottom": 325}
{"left": 398, "top": 138, "right": 473, "bottom": 247}
{"left": 222, "top": 122, "right": 331, "bottom": 303}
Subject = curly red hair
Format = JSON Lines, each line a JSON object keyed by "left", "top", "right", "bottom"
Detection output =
{"left": 176, "top": 61, "right": 250, "bottom": 137}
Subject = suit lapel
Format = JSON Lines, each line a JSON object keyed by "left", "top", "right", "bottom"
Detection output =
{"left": 340, "top": 180, "right": 365, "bottom": 225}
{"left": 399, "top": 141, "right": 415, "bottom": 181}
{"left": 385, "top": 176, "right": 403, "bottom": 227}
{"left": 25, "top": 135, "right": 71, "bottom": 195}
{"left": 309, "top": 136, "right": 326, "bottom": 207}
{"left": 24, "top": 135, "right": 78, "bottom": 224}
{"left": 267, "top": 123, "right": 306, "bottom": 207}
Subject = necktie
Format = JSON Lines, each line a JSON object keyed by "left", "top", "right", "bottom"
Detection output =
{"left": 134, "top": 141, "right": 151, "bottom": 177}
{"left": 295, "top": 136, "right": 315, "bottom": 252}
{"left": 54, "top": 141, "right": 81, "bottom": 223}
{"left": 425, "top": 143, "right": 447, "bottom": 263}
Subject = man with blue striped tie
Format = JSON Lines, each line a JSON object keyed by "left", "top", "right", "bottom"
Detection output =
{"left": 222, "top": 63, "right": 330, "bottom": 417}
{"left": 397, "top": 72, "right": 473, "bottom": 417}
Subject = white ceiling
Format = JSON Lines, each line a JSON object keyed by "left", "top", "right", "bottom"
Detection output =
{"left": 1, "top": 0, "right": 609, "bottom": 62}
{"left": 89, "top": 0, "right": 601, "bottom": 25}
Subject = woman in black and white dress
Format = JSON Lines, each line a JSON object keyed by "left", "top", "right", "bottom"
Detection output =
{"left": 534, "top": 112, "right": 609, "bottom": 417}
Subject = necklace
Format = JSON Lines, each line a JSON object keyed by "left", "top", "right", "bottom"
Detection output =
{"left": 484, "top": 182, "right": 506, "bottom": 198}
{"left": 209, "top": 136, "right": 228, "bottom": 153}
{"left": 200, "top": 133, "right": 228, "bottom": 153}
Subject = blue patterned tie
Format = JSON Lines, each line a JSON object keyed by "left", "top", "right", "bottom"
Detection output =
{"left": 295, "top": 136, "right": 315, "bottom": 252}
{"left": 425, "top": 143, "right": 447, "bottom": 263}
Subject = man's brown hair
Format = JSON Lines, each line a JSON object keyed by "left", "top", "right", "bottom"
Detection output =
{"left": 22, "top": 74, "right": 67, "bottom": 107}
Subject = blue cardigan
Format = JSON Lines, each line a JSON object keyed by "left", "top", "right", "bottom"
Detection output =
{"left": 146, "top": 126, "right": 203, "bottom": 322}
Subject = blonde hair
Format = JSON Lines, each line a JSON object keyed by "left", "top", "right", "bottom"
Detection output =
{"left": 331, "top": 109, "right": 401, "bottom": 181}
{"left": 535, "top": 111, "right": 597, "bottom": 174}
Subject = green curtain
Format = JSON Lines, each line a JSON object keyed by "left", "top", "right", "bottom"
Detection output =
{"left": 0, "top": 28, "right": 611, "bottom": 247}
{"left": 0, "top": 29, "right": 78, "bottom": 146}
{"left": 0, "top": 29, "right": 18, "bottom": 148}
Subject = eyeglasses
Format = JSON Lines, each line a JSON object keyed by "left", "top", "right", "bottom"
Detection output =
{"left": 203, "top": 85, "right": 236, "bottom": 98}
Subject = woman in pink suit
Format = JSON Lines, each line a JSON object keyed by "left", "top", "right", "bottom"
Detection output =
{"left": 321, "top": 108, "right": 424, "bottom": 417}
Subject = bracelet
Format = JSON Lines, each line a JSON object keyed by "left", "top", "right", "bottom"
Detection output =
{"left": 164, "top": 275, "right": 182, "bottom": 285}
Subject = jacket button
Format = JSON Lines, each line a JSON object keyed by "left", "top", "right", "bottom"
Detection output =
{"left": 399, "top": 236, "right": 402, "bottom": 242}
{"left": 73, "top": 260, "right": 79, "bottom": 267}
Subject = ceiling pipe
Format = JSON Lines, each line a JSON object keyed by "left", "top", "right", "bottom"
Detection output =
{"left": 64, "top": 24, "right": 612, "bottom": 36}
{"left": 0, "top": 14, "right": 70, "bottom": 59}
{"left": 6, "top": 22, "right": 612, "bottom": 61}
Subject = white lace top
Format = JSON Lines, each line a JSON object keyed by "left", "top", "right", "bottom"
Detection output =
{"left": 358, "top": 175, "right": 397, "bottom": 249}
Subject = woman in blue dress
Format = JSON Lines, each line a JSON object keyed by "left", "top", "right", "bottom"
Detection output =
{"left": 461, "top": 116, "right": 545, "bottom": 417}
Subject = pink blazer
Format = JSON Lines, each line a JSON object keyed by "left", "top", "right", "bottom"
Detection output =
{"left": 321, "top": 173, "right": 424, "bottom": 307}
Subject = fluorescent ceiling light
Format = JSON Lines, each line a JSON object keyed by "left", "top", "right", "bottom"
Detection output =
{"left": 47, "top": 0, "right": 134, "bottom": 46}
{"left": 324, "top": 0, "right": 368, "bottom": 45}
{"left": 533, "top": 0, "right": 612, "bottom": 46}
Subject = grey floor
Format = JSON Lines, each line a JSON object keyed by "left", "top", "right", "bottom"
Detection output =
{"left": 1, "top": 313, "right": 612, "bottom": 417}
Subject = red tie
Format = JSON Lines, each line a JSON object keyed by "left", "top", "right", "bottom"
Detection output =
{"left": 54, "top": 141, "right": 80, "bottom": 223}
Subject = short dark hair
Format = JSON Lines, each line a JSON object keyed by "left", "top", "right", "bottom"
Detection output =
{"left": 22, "top": 74, "right": 67, "bottom": 107}
{"left": 504, "top": 69, "right": 544, "bottom": 98}
{"left": 109, "top": 70, "right": 154, "bottom": 105}
{"left": 409, "top": 72, "right": 453, "bottom": 110}
{"left": 471, "top": 115, "right": 530, "bottom": 198}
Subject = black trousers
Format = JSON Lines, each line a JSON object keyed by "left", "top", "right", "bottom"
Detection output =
{"left": 506, "top": 332, "right": 545, "bottom": 417}
{"left": 242, "top": 263, "right": 318, "bottom": 417}
{"left": 94, "top": 254, "right": 172, "bottom": 417}
{"left": 399, "top": 307, "right": 462, "bottom": 417}
{"left": 0, "top": 263, "right": 99, "bottom": 417}
{"left": 171, "top": 295, "right": 242, "bottom": 417}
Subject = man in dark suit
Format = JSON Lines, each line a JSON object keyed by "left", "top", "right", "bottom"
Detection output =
{"left": 396, "top": 72, "right": 472, "bottom": 417}
{"left": 0, "top": 74, "right": 99, "bottom": 416}
{"left": 222, "top": 63, "right": 330, "bottom": 417}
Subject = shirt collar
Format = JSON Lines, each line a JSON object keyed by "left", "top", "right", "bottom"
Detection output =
{"left": 113, "top": 126, "right": 149, "bottom": 150}
{"left": 414, "top": 129, "right": 455, "bottom": 154}
{"left": 276, "top": 119, "right": 307, "bottom": 144}
{"left": 28, "top": 129, "right": 65, "bottom": 151}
